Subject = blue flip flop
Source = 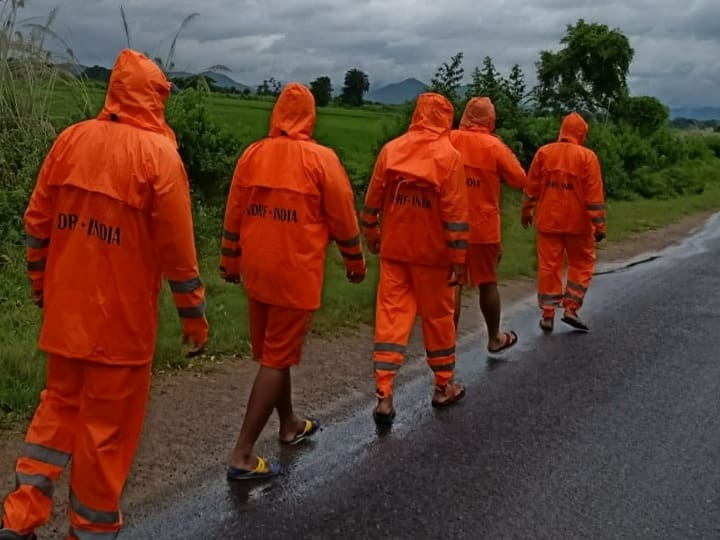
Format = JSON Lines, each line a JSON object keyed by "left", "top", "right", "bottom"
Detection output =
{"left": 226, "top": 456, "right": 281, "bottom": 481}
{"left": 280, "top": 418, "right": 321, "bottom": 446}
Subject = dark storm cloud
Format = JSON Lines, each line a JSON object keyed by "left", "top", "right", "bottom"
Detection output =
{"left": 17, "top": 0, "right": 720, "bottom": 106}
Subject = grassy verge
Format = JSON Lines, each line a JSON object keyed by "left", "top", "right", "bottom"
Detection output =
{"left": 3, "top": 184, "right": 720, "bottom": 421}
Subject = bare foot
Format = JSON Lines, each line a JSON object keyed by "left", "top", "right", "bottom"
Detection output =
{"left": 278, "top": 416, "right": 309, "bottom": 443}
{"left": 228, "top": 453, "right": 261, "bottom": 472}
{"left": 374, "top": 396, "right": 394, "bottom": 416}
{"left": 432, "top": 381, "right": 466, "bottom": 407}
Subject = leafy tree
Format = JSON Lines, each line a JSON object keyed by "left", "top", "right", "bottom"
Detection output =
{"left": 82, "top": 65, "right": 112, "bottom": 83}
{"left": 465, "top": 57, "right": 526, "bottom": 129}
{"left": 535, "top": 19, "right": 634, "bottom": 114}
{"left": 507, "top": 64, "right": 526, "bottom": 106}
{"left": 341, "top": 68, "right": 370, "bottom": 106}
{"left": 257, "top": 77, "right": 282, "bottom": 97}
{"left": 430, "top": 51, "right": 464, "bottom": 103}
{"left": 612, "top": 96, "right": 669, "bottom": 135}
{"left": 310, "top": 76, "right": 333, "bottom": 107}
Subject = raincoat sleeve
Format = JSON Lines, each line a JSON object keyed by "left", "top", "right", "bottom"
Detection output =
{"left": 585, "top": 153, "right": 606, "bottom": 234}
{"left": 220, "top": 158, "right": 246, "bottom": 279}
{"left": 152, "top": 151, "right": 208, "bottom": 342}
{"left": 322, "top": 153, "right": 366, "bottom": 275}
{"left": 497, "top": 143, "right": 527, "bottom": 190}
{"left": 522, "top": 150, "right": 543, "bottom": 218}
{"left": 441, "top": 156, "right": 469, "bottom": 265}
{"left": 24, "top": 147, "right": 59, "bottom": 296}
{"left": 360, "top": 147, "right": 387, "bottom": 246}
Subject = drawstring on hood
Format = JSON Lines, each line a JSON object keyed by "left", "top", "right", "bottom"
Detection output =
{"left": 97, "top": 49, "right": 175, "bottom": 142}
{"left": 268, "top": 83, "right": 316, "bottom": 140}
{"left": 459, "top": 97, "right": 496, "bottom": 133}
{"left": 558, "top": 112, "right": 589, "bottom": 145}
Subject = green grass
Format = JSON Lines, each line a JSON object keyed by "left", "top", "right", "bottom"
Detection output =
{"left": 3, "top": 86, "right": 720, "bottom": 420}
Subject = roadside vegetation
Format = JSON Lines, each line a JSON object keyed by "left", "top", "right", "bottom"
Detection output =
{"left": 1, "top": 3, "right": 720, "bottom": 420}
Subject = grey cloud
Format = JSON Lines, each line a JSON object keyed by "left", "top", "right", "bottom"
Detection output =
{"left": 16, "top": 0, "right": 720, "bottom": 106}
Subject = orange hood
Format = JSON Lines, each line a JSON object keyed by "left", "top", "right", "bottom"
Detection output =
{"left": 558, "top": 112, "right": 589, "bottom": 145}
{"left": 460, "top": 97, "right": 496, "bottom": 132}
{"left": 97, "top": 49, "right": 174, "bottom": 139}
{"left": 269, "top": 83, "right": 316, "bottom": 140}
{"left": 409, "top": 92, "right": 454, "bottom": 136}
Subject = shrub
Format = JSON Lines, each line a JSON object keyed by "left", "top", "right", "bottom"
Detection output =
{"left": 166, "top": 87, "right": 242, "bottom": 199}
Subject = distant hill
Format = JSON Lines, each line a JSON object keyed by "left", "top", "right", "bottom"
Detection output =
{"left": 198, "top": 71, "right": 251, "bottom": 92}
{"left": 368, "top": 78, "right": 427, "bottom": 104}
{"left": 670, "top": 107, "right": 720, "bottom": 121}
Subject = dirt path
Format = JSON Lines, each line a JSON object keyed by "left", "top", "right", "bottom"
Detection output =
{"left": 0, "top": 211, "right": 713, "bottom": 538}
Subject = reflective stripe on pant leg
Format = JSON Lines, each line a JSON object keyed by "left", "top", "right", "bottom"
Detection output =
{"left": 373, "top": 260, "right": 416, "bottom": 397}
{"left": 70, "top": 527, "right": 119, "bottom": 540}
{"left": 413, "top": 264, "right": 457, "bottom": 388}
{"left": 564, "top": 234, "right": 596, "bottom": 311}
{"left": 70, "top": 363, "right": 151, "bottom": 537}
{"left": 2, "top": 355, "right": 81, "bottom": 535}
{"left": 537, "top": 232, "right": 565, "bottom": 312}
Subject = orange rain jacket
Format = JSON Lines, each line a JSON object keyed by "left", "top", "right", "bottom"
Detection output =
{"left": 522, "top": 113, "right": 606, "bottom": 235}
{"left": 450, "top": 97, "right": 527, "bottom": 244}
{"left": 361, "top": 93, "right": 468, "bottom": 267}
{"left": 220, "top": 83, "right": 365, "bottom": 311}
{"left": 24, "top": 49, "right": 208, "bottom": 366}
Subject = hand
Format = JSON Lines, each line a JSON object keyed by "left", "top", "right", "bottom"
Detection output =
{"left": 448, "top": 263, "right": 464, "bottom": 287}
{"left": 219, "top": 266, "right": 241, "bottom": 284}
{"left": 368, "top": 238, "right": 381, "bottom": 255}
{"left": 594, "top": 231, "right": 606, "bottom": 243}
{"left": 182, "top": 317, "right": 209, "bottom": 358}
{"left": 347, "top": 267, "right": 366, "bottom": 284}
{"left": 31, "top": 290, "right": 43, "bottom": 309}
{"left": 521, "top": 214, "right": 533, "bottom": 229}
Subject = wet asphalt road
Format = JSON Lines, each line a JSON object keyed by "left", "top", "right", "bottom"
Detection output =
{"left": 125, "top": 216, "right": 720, "bottom": 540}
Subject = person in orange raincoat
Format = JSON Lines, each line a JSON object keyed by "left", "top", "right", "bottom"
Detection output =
{"left": 0, "top": 50, "right": 208, "bottom": 540}
{"left": 220, "top": 82, "right": 365, "bottom": 480}
{"left": 361, "top": 92, "right": 468, "bottom": 424}
{"left": 450, "top": 97, "right": 527, "bottom": 353}
{"left": 522, "top": 112, "right": 606, "bottom": 332}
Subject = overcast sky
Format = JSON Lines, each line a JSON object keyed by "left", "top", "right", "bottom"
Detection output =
{"left": 16, "top": 0, "right": 720, "bottom": 107}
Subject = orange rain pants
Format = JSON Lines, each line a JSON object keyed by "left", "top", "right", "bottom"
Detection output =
{"left": 537, "top": 232, "right": 596, "bottom": 317}
{"left": 373, "top": 259, "right": 457, "bottom": 398}
{"left": 2, "top": 355, "right": 151, "bottom": 539}
{"left": 248, "top": 297, "right": 313, "bottom": 369}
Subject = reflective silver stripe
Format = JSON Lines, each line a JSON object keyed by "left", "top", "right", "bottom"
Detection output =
{"left": 374, "top": 342, "right": 406, "bottom": 354}
{"left": 447, "top": 240, "right": 468, "bottom": 250}
{"left": 342, "top": 252, "right": 364, "bottom": 261}
{"left": 360, "top": 220, "right": 378, "bottom": 228}
{"left": 16, "top": 472, "right": 54, "bottom": 499}
{"left": 222, "top": 247, "right": 242, "bottom": 258}
{"left": 335, "top": 234, "right": 361, "bottom": 248}
{"left": 587, "top": 203, "right": 606, "bottom": 211}
{"left": 374, "top": 361, "right": 400, "bottom": 372}
{"left": 70, "top": 491, "right": 120, "bottom": 525}
{"left": 222, "top": 229, "right": 240, "bottom": 242}
{"left": 443, "top": 222, "right": 469, "bottom": 232}
{"left": 27, "top": 234, "right": 50, "bottom": 249}
{"left": 24, "top": 442, "right": 70, "bottom": 468}
{"left": 427, "top": 347, "right": 456, "bottom": 358}
{"left": 178, "top": 301, "right": 206, "bottom": 319}
{"left": 565, "top": 292, "right": 584, "bottom": 305}
{"left": 592, "top": 217, "right": 606, "bottom": 224}
{"left": 362, "top": 206, "right": 380, "bottom": 216}
{"left": 566, "top": 281, "right": 588, "bottom": 294}
{"left": 168, "top": 277, "right": 202, "bottom": 294}
{"left": 27, "top": 259, "right": 46, "bottom": 271}
{"left": 538, "top": 294, "right": 563, "bottom": 306}
{"left": 70, "top": 528, "right": 119, "bottom": 540}
{"left": 430, "top": 362, "right": 455, "bottom": 372}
